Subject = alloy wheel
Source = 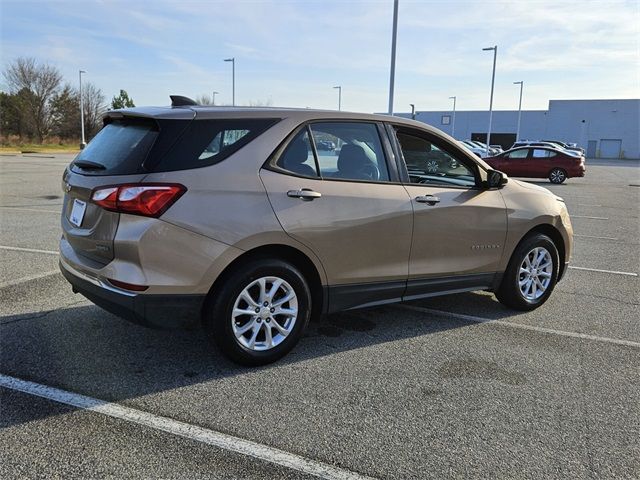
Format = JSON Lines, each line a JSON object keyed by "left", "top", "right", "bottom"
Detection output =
{"left": 550, "top": 169, "right": 566, "bottom": 184}
{"left": 231, "top": 276, "right": 298, "bottom": 351}
{"left": 426, "top": 160, "right": 439, "bottom": 173}
{"left": 518, "top": 247, "right": 553, "bottom": 301}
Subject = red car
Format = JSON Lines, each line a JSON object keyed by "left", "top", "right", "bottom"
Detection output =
{"left": 485, "top": 147, "right": 585, "bottom": 184}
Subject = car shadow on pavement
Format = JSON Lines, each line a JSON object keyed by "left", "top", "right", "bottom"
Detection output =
{"left": 0, "top": 291, "right": 522, "bottom": 428}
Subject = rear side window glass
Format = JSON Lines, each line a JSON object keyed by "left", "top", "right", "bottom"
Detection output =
{"left": 508, "top": 149, "right": 529, "bottom": 159}
{"left": 72, "top": 119, "right": 158, "bottom": 175}
{"left": 533, "top": 149, "right": 556, "bottom": 158}
{"left": 152, "top": 118, "right": 278, "bottom": 172}
{"left": 309, "top": 122, "right": 390, "bottom": 182}
{"left": 275, "top": 129, "right": 319, "bottom": 177}
{"left": 199, "top": 129, "right": 250, "bottom": 160}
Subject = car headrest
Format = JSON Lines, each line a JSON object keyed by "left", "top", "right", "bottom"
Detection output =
{"left": 337, "top": 144, "right": 370, "bottom": 173}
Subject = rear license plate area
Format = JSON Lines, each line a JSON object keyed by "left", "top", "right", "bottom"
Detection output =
{"left": 69, "top": 199, "right": 87, "bottom": 227}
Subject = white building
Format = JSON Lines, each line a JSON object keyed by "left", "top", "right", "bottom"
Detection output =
{"left": 395, "top": 99, "right": 640, "bottom": 159}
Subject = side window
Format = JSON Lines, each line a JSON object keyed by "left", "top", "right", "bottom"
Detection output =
{"left": 508, "top": 149, "right": 529, "bottom": 159}
{"left": 396, "top": 131, "right": 476, "bottom": 188}
{"left": 532, "top": 149, "right": 556, "bottom": 158}
{"left": 309, "top": 122, "right": 390, "bottom": 182}
{"left": 199, "top": 129, "right": 250, "bottom": 160}
{"left": 275, "top": 129, "right": 319, "bottom": 178}
{"left": 151, "top": 118, "right": 278, "bottom": 172}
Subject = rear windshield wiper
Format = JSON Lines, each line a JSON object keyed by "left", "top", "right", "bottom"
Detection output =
{"left": 73, "top": 160, "right": 106, "bottom": 170}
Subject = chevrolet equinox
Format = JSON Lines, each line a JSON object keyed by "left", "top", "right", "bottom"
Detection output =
{"left": 60, "top": 96, "right": 573, "bottom": 365}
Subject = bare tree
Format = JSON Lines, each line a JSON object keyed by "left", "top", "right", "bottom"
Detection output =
{"left": 81, "top": 82, "right": 106, "bottom": 139}
{"left": 247, "top": 98, "right": 274, "bottom": 107}
{"left": 195, "top": 94, "right": 214, "bottom": 105}
{"left": 3, "top": 57, "right": 63, "bottom": 142}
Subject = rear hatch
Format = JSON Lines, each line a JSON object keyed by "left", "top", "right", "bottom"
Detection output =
{"left": 61, "top": 108, "right": 279, "bottom": 266}
{"left": 61, "top": 110, "right": 193, "bottom": 265}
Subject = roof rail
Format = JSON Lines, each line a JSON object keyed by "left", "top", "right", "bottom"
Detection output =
{"left": 170, "top": 95, "right": 198, "bottom": 107}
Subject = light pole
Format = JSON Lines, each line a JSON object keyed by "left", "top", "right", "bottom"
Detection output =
{"left": 333, "top": 86, "right": 342, "bottom": 111}
{"left": 79, "top": 70, "right": 86, "bottom": 149}
{"left": 513, "top": 81, "right": 523, "bottom": 141}
{"left": 212, "top": 91, "right": 219, "bottom": 106}
{"left": 449, "top": 96, "right": 457, "bottom": 138}
{"left": 409, "top": 103, "right": 415, "bottom": 120}
{"left": 387, "top": 0, "right": 399, "bottom": 115}
{"left": 223, "top": 58, "right": 235, "bottom": 106}
{"left": 482, "top": 45, "right": 497, "bottom": 156}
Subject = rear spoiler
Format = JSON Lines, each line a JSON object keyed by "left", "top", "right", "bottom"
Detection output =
{"left": 102, "top": 105, "right": 196, "bottom": 124}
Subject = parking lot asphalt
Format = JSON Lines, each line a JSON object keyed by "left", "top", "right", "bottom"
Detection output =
{"left": 1, "top": 154, "right": 638, "bottom": 479}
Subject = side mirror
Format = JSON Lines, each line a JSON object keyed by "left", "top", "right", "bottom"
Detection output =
{"left": 486, "top": 169, "right": 508, "bottom": 189}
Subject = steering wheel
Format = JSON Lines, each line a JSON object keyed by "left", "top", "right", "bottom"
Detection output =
{"left": 358, "top": 162, "right": 380, "bottom": 181}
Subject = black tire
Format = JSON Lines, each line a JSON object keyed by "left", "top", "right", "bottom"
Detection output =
{"left": 496, "top": 233, "right": 559, "bottom": 311}
{"left": 549, "top": 168, "right": 567, "bottom": 184}
{"left": 203, "top": 259, "right": 311, "bottom": 366}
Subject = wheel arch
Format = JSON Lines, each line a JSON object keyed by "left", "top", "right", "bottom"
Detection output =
{"left": 202, "top": 244, "right": 326, "bottom": 322}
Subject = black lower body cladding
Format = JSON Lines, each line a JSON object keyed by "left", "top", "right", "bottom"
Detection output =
{"left": 60, "top": 262, "right": 205, "bottom": 329}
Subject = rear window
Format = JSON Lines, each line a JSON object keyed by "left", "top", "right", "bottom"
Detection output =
{"left": 72, "top": 118, "right": 158, "bottom": 175}
{"left": 71, "top": 117, "right": 279, "bottom": 175}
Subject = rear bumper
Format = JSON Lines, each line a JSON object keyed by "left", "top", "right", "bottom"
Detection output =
{"left": 568, "top": 165, "right": 586, "bottom": 177}
{"left": 60, "top": 259, "right": 205, "bottom": 329}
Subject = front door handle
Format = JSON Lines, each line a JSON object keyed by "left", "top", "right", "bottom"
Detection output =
{"left": 415, "top": 195, "right": 440, "bottom": 205}
{"left": 287, "top": 188, "right": 322, "bottom": 201}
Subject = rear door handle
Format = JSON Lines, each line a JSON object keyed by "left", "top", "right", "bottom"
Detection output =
{"left": 287, "top": 188, "right": 322, "bottom": 201}
{"left": 415, "top": 195, "right": 440, "bottom": 205}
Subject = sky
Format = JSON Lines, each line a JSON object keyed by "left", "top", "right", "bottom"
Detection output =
{"left": 1, "top": 0, "right": 638, "bottom": 113}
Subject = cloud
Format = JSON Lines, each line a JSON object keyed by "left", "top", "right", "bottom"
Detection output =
{"left": 224, "top": 43, "right": 258, "bottom": 55}
{"left": 2, "top": 0, "right": 637, "bottom": 111}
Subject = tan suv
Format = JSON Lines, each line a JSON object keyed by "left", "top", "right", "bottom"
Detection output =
{"left": 60, "top": 96, "right": 573, "bottom": 365}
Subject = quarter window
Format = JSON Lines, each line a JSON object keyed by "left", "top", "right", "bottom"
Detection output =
{"left": 151, "top": 118, "right": 278, "bottom": 172}
{"left": 199, "top": 129, "right": 250, "bottom": 160}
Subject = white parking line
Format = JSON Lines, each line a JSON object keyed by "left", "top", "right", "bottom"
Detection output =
{"left": 574, "top": 234, "right": 619, "bottom": 240}
{"left": 569, "top": 266, "right": 638, "bottom": 277}
{"left": 0, "top": 270, "right": 59, "bottom": 289}
{"left": 570, "top": 215, "right": 609, "bottom": 220}
{"left": 0, "top": 245, "right": 58, "bottom": 255}
{"left": 0, "top": 206, "right": 60, "bottom": 214}
{"left": 0, "top": 374, "right": 373, "bottom": 480}
{"left": 397, "top": 305, "right": 640, "bottom": 349}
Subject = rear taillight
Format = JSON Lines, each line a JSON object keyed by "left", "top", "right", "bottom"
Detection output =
{"left": 91, "top": 183, "right": 186, "bottom": 217}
